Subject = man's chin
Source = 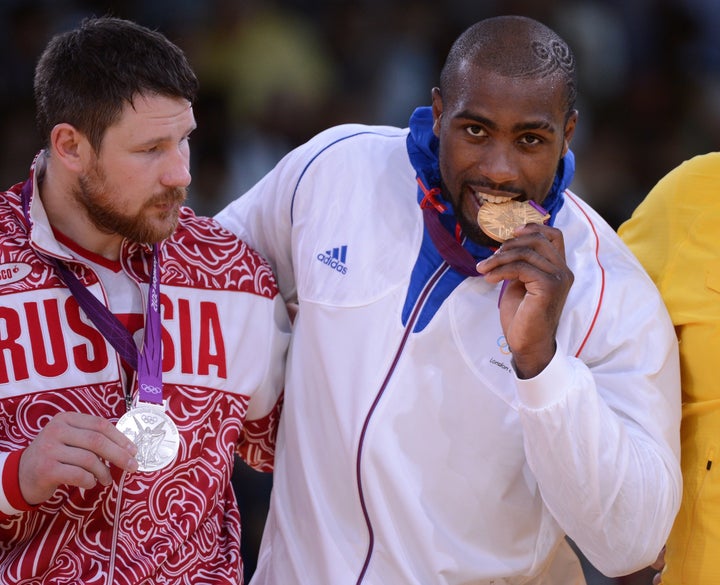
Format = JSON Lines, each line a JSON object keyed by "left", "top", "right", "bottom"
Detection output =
{"left": 154, "top": 220, "right": 180, "bottom": 242}
{"left": 458, "top": 218, "right": 500, "bottom": 248}
{"left": 467, "top": 232, "right": 502, "bottom": 248}
{"left": 127, "top": 217, "right": 180, "bottom": 245}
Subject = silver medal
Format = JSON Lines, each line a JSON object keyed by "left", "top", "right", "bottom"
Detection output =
{"left": 116, "top": 403, "right": 180, "bottom": 472}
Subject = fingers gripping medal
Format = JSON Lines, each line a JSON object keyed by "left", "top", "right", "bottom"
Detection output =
{"left": 115, "top": 246, "right": 179, "bottom": 472}
{"left": 476, "top": 200, "right": 551, "bottom": 242}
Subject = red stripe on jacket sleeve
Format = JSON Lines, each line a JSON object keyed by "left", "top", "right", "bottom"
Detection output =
{"left": 1, "top": 449, "right": 36, "bottom": 514}
{"left": 566, "top": 193, "right": 605, "bottom": 357}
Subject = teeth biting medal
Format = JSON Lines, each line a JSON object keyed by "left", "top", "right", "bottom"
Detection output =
{"left": 476, "top": 199, "right": 550, "bottom": 242}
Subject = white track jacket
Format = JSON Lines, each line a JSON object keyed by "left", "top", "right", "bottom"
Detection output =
{"left": 216, "top": 121, "right": 682, "bottom": 585}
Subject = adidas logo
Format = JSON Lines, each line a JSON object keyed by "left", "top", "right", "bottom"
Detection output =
{"left": 316, "top": 245, "right": 348, "bottom": 275}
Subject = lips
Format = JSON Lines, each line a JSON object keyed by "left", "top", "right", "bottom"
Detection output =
{"left": 148, "top": 188, "right": 186, "bottom": 210}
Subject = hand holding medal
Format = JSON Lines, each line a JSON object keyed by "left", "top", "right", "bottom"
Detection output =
{"left": 475, "top": 199, "right": 572, "bottom": 379}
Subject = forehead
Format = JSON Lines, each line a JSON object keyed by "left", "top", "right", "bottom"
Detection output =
{"left": 444, "top": 63, "right": 568, "bottom": 126}
{"left": 109, "top": 94, "right": 195, "bottom": 141}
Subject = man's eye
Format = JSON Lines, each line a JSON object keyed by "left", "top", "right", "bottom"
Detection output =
{"left": 520, "top": 135, "right": 542, "bottom": 145}
{"left": 466, "top": 126, "right": 486, "bottom": 137}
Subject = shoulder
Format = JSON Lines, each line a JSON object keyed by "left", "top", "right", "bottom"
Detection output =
{"left": 163, "top": 208, "right": 279, "bottom": 298}
{"left": 618, "top": 152, "right": 720, "bottom": 262}
{"left": 648, "top": 152, "right": 720, "bottom": 210}
{"left": 310, "top": 122, "right": 408, "bottom": 144}
{"left": 556, "top": 191, "right": 675, "bottom": 357}
{"left": 250, "top": 122, "right": 411, "bottom": 208}
{"left": 291, "top": 123, "right": 411, "bottom": 189}
{"left": 0, "top": 185, "right": 25, "bottom": 234}
{"left": 558, "top": 191, "right": 624, "bottom": 252}
{"left": 558, "top": 190, "right": 655, "bottom": 283}
{"left": 672, "top": 151, "right": 720, "bottom": 178}
{"left": 290, "top": 123, "right": 408, "bottom": 164}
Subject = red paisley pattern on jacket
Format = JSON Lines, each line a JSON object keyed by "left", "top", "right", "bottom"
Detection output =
{"left": 0, "top": 177, "right": 288, "bottom": 584}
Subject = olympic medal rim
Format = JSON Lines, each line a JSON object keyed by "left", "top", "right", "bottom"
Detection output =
{"left": 116, "top": 403, "right": 180, "bottom": 472}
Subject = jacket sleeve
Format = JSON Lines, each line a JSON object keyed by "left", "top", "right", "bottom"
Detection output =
{"left": 214, "top": 124, "right": 382, "bottom": 305}
{"left": 235, "top": 291, "right": 290, "bottom": 471}
{"left": 216, "top": 144, "right": 307, "bottom": 471}
{"left": 0, "top": 450, "right": 35, "bottom": 517}
{"left": 214, "top": 134, "right": 329, "bottom": 306}
{"left": 515, "top": 259, "right": 682, "bottom": 577}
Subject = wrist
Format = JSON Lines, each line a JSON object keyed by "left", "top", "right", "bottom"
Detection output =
{"left": 512, "top": 341, "right": 556, "bottom": 379}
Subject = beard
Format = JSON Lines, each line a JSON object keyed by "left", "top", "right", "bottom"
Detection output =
{"left": 75, "top": 165, "right": 186, "bottom": 244}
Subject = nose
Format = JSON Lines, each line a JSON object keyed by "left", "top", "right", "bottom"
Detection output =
{"left": 161, "top": 145, "right": 192, "bottom": 188}
{"left": 479, "top": 142, "right": 518, "bottom": 185}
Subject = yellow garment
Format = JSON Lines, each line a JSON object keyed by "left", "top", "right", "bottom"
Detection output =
{"left": 619, "top": 152, "right": 720, "bottom": 584}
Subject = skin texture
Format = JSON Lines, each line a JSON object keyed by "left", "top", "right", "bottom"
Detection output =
{"left": 432, "top": 64, "right": 577, "bottom": 379}
{"left": 18, "top": 93, "right": 196, "bottom": 506}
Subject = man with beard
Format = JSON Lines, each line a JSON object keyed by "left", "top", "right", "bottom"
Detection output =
{"left": 0, "top": 16, "right": 289, "bottom": 584}
{"left": 215, "top": 15, "right": 682, "bottom": 584}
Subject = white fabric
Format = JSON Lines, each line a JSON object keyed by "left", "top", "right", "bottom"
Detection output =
{"left": 216, "top": 123, "right": 682, "bottom": 584}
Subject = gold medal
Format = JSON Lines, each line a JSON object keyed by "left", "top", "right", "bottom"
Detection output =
{"left": 116, "top": 403, "right": 180, "bottom": 472}
{"left": 476, "top": 200, "right": 550, "bottom": 242}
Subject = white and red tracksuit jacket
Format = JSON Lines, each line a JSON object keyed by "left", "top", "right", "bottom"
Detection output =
{"left": 0, "top": 158, "right": 290, "bottom": 584}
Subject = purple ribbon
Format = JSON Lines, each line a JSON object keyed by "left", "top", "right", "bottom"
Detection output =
{"left": 417, "top": 179, "right": 481, "bottom": 278}
{"left": 422, "top": 206, "right": 481, "bottom": 278}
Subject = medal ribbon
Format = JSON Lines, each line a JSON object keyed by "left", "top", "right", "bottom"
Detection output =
{"left": 418, "top": 178, "right": 480, "bottom": 277}
{"left": 20, "top": 179, "right": 163, "bottom": 406}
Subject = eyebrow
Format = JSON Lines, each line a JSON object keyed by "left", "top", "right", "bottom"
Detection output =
{"left": 455, "top": 110, "right": 556, "bottom": 134}
{"left": 134, "top": 123, "right": 197, "bottom": 148}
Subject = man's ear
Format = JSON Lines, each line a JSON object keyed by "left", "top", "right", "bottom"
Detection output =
{"left": 561, "top": 110, "right": 579, "bottom": 157}
{"left": 49, "top": 123, "right": 91, "bottom": 173}
{"left": 431, "top": 87, "right": 443, "bottom": 137}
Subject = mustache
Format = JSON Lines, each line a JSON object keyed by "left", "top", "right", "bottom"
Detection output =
{"left": 147, "top": 187, "right": 187, "bottom": 207}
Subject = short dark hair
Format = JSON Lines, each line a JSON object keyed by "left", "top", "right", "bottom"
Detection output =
{"left": 439, "top": 15, "right": 577, "bottom": 117}
{"left": 33, "top": 16, "right": 199, "bottom": 151}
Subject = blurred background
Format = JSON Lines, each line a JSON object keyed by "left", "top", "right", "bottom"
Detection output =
{"left": 2, "top": 0, "right": 715, "bottom": 582}
{"left": 3, "top": 0, "right": 720, "bottom": 226}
